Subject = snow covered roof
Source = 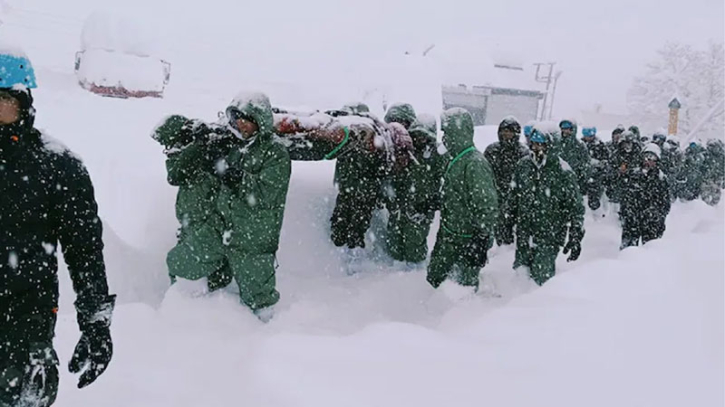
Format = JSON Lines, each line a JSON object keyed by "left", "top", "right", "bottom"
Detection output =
{"left": 431, "top": 42, "right": 544, "bottom": 92}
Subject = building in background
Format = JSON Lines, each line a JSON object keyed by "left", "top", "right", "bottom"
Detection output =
{"left": 441, "top": 61, "right": 545, "bottom": 126}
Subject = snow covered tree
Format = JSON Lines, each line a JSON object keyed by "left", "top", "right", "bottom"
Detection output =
{"left": 627, "top": 41, "right": 725, "bottom": 140}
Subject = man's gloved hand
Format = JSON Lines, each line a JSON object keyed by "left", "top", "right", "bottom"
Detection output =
{"left": 221, "top": 166, "right": 245, "bottom": 187}
{"left": 562, "top": 239, "right": 582, "bottom": 262}
{"left": 462, "top": 231, "right": 490, "bottom": 269}
{"left": 69, "top": 295, "right": 116, "bottom": 389}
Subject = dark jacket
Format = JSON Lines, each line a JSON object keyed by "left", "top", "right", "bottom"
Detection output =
{"left": 0, "top": 129, "right": 110, "bottom": 316}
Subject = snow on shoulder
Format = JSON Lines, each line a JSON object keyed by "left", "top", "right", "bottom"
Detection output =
{"left": 416, "top": 113, "right": 437, "bottom": 128}
{"left": 558, "top": 157, "right": 573, "bottom": 172}
{"left": 40, "top": 131, "right": 82, "bottom": 161}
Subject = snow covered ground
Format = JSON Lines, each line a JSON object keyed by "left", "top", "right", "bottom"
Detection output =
{"left": 1, "top": 2, "right": 723, "bottom": 406}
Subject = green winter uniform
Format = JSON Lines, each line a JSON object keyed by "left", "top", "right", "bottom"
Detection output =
{"left": 163, "top": 94, "right": 291, "bottom": 311}
{"left": 583, "top": 137, "right": 610, "bottom": 210}
{"left": 386, "top": 117, "right": 444, "bottom": 263}
{"left": 660, "top": 139, "right": 684, "bottom": 201}
{"left": 484, "top": 131, "right": 528, "bottom": 244}
{"left": 505, "top": 153, "right": 585, "bottom": 285}
{"left": 427, "top": 109, "right": 499, "bottom": 288}
{"left": 702, "top": 139, "right": 725, "bottom": 205}
{"left": 329, "top": 104, "right": 388, "bottom": 249}
{"left": 679, "top": 143, "right": 707, "bottom": 201}
{"left": 620, "top": 166, "right": 671, "bottom": 249}
{"left": 557, "top": 133, "right": 591, "bottom": 195}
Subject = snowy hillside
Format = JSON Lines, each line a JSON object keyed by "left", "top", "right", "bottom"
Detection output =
{"left": 0, "top": 2, "right": 723, "bottom": 407}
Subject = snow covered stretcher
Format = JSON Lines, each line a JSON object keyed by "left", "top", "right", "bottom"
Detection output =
{"left": 74, "top": 48, "right": 171, "bottom": 99}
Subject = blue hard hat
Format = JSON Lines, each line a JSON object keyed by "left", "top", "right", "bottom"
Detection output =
{"left": 530, "top": 129, "right": 548, "bottom": 144}
{"left": 582, "top": 127, "right": 597, "bottom": 137}
{"left": 0, "top": 52, "right": 37, "bottom": 89}
{"left": 559, "top": 120, "right": 574, "bottom": 130}
{"left": 524, "top": 125, "right": 533, "bottom": 137}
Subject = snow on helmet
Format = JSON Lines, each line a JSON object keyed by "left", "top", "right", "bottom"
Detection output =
{"left": 529, "top": 129, "right": 549, "bottom": 144}
{"left": 642, "top": 143, "right": 661, "bottom": 159}
{"left": 0, "top": 48, "right": 37, "bottom": 90}
{"left": 582, "top": 127, "right": 597, "bottom": 137}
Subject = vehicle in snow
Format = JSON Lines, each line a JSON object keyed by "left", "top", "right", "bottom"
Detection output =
{"left": 74, "top": 9, "right": 170, "bottom": 99}
{"left": 74, "top": 49, "right": 171, "bottom": 98}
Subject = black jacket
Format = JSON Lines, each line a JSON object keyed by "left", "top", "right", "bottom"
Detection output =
{"left": 0, "top": 128, "right": 110, "bottom": 317}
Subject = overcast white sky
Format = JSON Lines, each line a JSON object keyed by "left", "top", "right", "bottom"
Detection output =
{"left": 5, "top": 0, "right": 724, "bottom": 116}
{"left": 360, "top": 0, "right": 724, "bottom": 114}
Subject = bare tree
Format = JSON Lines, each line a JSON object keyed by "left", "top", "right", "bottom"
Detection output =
{"left": 627, "top": 41, "right": 724, "bottom": 140}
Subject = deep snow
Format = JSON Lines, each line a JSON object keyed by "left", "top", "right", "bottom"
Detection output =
{"left": 0, "top": 2, "right": 723, "bottom": 407}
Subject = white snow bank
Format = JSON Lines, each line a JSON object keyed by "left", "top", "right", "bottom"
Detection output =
{"left": 52, "top": 201, "right": 723, "bottom": 407}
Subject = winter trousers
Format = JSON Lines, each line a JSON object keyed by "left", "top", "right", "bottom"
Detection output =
{"left": 385, "top": 210, "right": 433, "bottom": 264}
{"left": 514, "top": 243, "right": 559, "bottom": 286}
{"left": 330, "top": 187, "right": 379, "bottom": 249}
{"left": 167, "top": 223, "right": 279, "bottom": 311}
{"left": 620, "top": 215, "right": 666, "bottom": 249}
{"left": 427, "top": 229, "right": 482, "bottom": 289}
{"left": 586, "top": 167, "right": 606, "bottom": 210}
{"left": 0, "top": 305, "right": 59, "bottom": 407}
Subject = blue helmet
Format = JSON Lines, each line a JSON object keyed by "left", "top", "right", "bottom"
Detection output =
{"left": 523, "top": 125, "right": 534, "bottom": 138}
{"left": 582, "top": 127, "right": 597, "bottom": 137}
{"left": 529, "top": 129, "right": 548, "bottom": 144}
{"left": 0, "top": 52, "right": 37, "bottom": 90}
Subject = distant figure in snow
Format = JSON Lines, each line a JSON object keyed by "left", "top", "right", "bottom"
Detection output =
{"left": 503, "top": 129, "right": 585, "bottom": 285}
{"left": 154, "top": 92, "right": 291, "bottom": 322}
{"left": 581, "top": 126, "right": 610, "bottom": 210}
{"left": 678, "top": 141, "right": 708, "bottom": 202}
{"left": 619, "top": 143, "right": 671, "bottom": 249}
{"left": 605, "top": 124, "right": 626, "bottom": 155}
{"left": 427, "top": 108, "right": 498, "bottom": 290}
{"left": 701, "top": 139, "right": 725, "bottom": 206}
{"left": 0, "top": 49, "right": 115, "bottom": 406}
{"left": 556, "top": 119, "right": 591, "bottom": 196}
{"left": 484, "top": 116, "right": 528, "bottom": 246}
{"left": 607, "top": 130, "right": 642, "bottom": 205}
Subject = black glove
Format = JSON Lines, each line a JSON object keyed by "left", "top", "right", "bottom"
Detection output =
{"left": 69, "top": 295, "right": 116, "bottom": 389}
{"left": 462, "top": 232, "right": 490, "bottom": 268}
{"left": 221, "top": 166, "right": 245, "bottom": 186}
{"left": 562, "top": 239, "right": 581, "bottom": 262}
